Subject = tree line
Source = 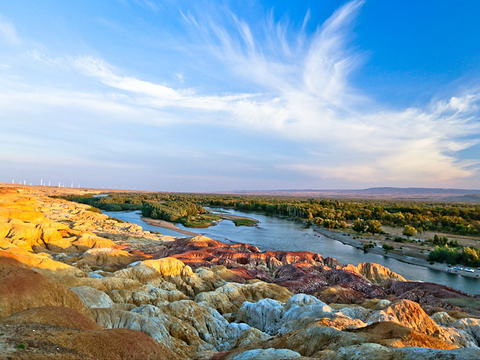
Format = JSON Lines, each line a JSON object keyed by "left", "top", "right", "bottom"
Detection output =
{"left": 428, "top": 246, "right": 480, "bottom": 267}
{"left": 63, "top": 193, "right": 480, "bottom": 236}
{"left": 141, "top": 201, "right": 208, "bottom": 222}
{"left": 63, "top": 194, "right": 218, "bottom": 227}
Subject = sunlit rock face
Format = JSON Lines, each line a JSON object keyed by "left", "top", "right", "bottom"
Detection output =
{"left": 343, "top": 262, "right": 407, "bottom": 285}
{"left": 79, "top": 247, "right": 135, "bottom": 269}
{"left": 1, "top": 187, "right": 480, "bottom": 359}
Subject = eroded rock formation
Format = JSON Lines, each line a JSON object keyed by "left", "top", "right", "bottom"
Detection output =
{"left": 1, "top": 186, "right": 480, "bottom": 359}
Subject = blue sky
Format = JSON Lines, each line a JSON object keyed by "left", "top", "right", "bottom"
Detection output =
{"left": 1, "top": 0, "right": 480, "bottom": 191}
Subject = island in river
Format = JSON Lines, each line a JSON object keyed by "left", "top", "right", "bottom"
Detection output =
{"left": 142, "top": 212, "right": 258, "bottom": 236}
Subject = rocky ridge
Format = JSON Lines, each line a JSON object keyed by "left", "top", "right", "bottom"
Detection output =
{"left": 0, "top": 187, "right": 479, "bottom": 359}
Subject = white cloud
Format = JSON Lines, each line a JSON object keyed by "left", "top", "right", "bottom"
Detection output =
{"left": 70, "top": 55, "right": 260, "bottom": 115}
{"left": 175, "top": 73, "right": 184, "bottom": 83}
{"left": 73, "top": 56, "right": 180, "bottom": 99}
{"left": 3, "top": 0, "right": 480, "bottom": 188}
{"left": 0, "top": 14, "right": 21, "bottom": 45}
{"left": 172, "top": 0, "right": 480, "bottom": 186}
{"left": 132, "top": 0, "right": 159, "bottom": 12}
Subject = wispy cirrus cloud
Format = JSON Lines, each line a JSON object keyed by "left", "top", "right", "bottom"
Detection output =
{"left": 2, "top": 0, "right": 480, "bottom": 188}
{"left": 172, "top": 0, "right": 480, "bottom": 186}
{"left": 0, "top": 14, "right": 21, "bottom": 45}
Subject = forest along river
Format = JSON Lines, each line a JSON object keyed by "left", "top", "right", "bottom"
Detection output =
{"left": 103, "top": 208, "right": 480, "bottom": 295}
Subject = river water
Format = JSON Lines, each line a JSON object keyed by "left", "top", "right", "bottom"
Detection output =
{"left": 103, "top": 208, "right": 480, "bottom": 295}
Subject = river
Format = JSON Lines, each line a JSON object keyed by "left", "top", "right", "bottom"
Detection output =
{"left": 103, "top": 208, "right": 480, "bottom": 295}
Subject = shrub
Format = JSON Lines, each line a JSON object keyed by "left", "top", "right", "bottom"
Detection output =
{"left": 352, "top": 219, "right": 366, "bottom": 233}
{"left": 428, "top": 246, "right": 459, "bottom": 264}
{"left": 461, "top": 247, "right": 480, "bottom": 267}
{"left": 363, "top": 243, "right": 374, "bottom": 252}
{"left": 366, "top": 220, "right": 382, "bottom": 235}
{"left": 88, "top": 206, "right": 102, "bottom": 214}
{"left": 403, "top": 225, "right": 417, "bottom": 237}
{"left": 432, "top": 234, "right": 449, "bottom": 246}
{"left": 382, "top": 244, "right": 394, "bottom": 253}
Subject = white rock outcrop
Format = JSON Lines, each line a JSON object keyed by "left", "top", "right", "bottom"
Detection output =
{"left": 232, "top": 348, "right": 301, "bottom": 360}
{"left": 236, "top": 293, "right": 336, "bottom": 335}
{"left": 70, "top": 285, "right": 114, "bottom": 309}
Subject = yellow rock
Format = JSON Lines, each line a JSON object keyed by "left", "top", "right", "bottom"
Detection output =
{"left": 343, "top": 262, "right": 406, "bottom": 285}
{"left": 0, "top": 209, "right": 46, "bottom": 223}
{"left": 73, "top": 233, "right": 117, "bottom": 251}
{"left": 141, "top": 257, "right": 194, "bottom": 277}
{"left": 5, "top": 222, "right": 42, "bottom": 243}
{"left": 0, "top": 239, "right": 32, "bottom": 254}
{"left": 0, "top": 249, "right": 83, "bottom": 276}
{"left": 79, "top": 248, "right": 134, "bottom": 268}
{"left": 114, "top": 258, "right": 206, "bottom": 297}
{"left": 383, "top": 299, "right": 440, "bottom": 336}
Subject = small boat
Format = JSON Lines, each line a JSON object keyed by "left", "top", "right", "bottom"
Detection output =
{"left": 465, "top": 268, "right": 475, "bottom": 273}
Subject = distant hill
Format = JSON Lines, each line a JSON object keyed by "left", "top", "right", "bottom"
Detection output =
{"left": 228, "top": 187, "right": 480, "bottom": 201}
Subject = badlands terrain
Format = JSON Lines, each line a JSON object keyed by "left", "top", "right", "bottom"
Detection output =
{"left": 1, "top": 186, "right": 480, "bottom": 359}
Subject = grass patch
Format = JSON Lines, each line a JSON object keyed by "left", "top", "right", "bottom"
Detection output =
{"left": 445, "top": 297, "right": 480, "bottom": 310}
{"left": 178, "top": 214, "right": 222, "bottom": 228}
{"left": 232, "top": 218, "right": 257, "bottom": 227}
{"left": 16, "top": 344, "right": 26, "bottom": 350}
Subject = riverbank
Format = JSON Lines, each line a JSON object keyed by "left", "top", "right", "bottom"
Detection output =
{"left": 142, "top": 211, "right": 480, "bottom": 280}
{"left": 313, "top": 226, "right": 480, "bottom": 280}
{"left": 101, "top": 208, "right": 480, "bottom": 293}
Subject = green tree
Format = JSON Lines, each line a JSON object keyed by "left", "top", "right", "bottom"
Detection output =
{"left": 323, "top": 219, "right": 336, "bottom": 229}
{"left": 352, "top": 219, "right": 366, "bottom": 233}
{"left": 428, "top": 246, "right": 460, "bottom": 264}
{"left": 366, "top": 220, "right": 382, "bottom": 235}
{"left": 402, "top": 225, "right": 417, "bottom": 238}
{"left": 433, "top": 234, "right": 448, "bottom": 246}
{"left": 449, "top": 239, "right": 459, "bottom": 248}
{"left": 461, "top": 247, "right": 480, "bottom": 267}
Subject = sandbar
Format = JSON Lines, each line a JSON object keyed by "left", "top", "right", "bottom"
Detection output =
{"left": 141, "top": 217, "right": 199, "bottom": 236}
